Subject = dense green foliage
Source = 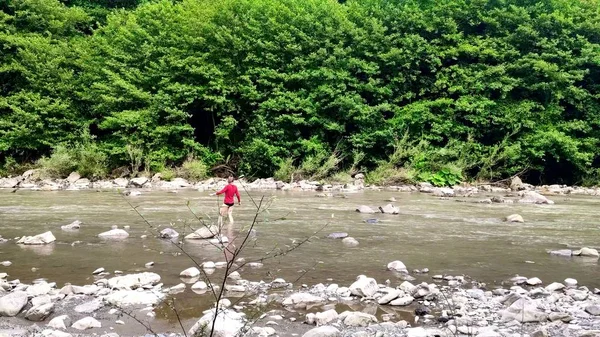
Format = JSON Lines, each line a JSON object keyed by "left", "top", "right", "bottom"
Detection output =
{"left": 1, "top": 0, "right": 600, "bottom": 185}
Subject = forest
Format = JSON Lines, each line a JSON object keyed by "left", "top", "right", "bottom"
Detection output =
{"left": 1, "top": 0, "right": 599, "bottom": 186}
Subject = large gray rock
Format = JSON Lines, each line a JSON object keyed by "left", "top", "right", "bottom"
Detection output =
{"left": 48, "top": 315, "right": 71, "bottom": 329}
{"left": 185, "top": 225, "right": 219, "bottom": 239}
{"left": 40, "top": 330, "right": 73, "bottom": 337}
{"left": 387, "top": 260, "right": 407, "bottom": 272}
{"left": 160, "top": 228, "right": 179, "bottom": 239}
{"left": 0, "top": 291, "right": 28, "bottom": 316}
{"left": 188, "top": 308, "right": 245, "bottom": 337}
{"left": 180, "top": 267, "right": 200, "bottom": 278}
{"left": 390, "top": 296, "right": 414, "bottom": 306}
{"left": 71, "top": 317, "right": 101, "bottom": 330}
{"left": 314, "top": 309, "right": 338, "bottom": 326}
{"left": 573, "top": 247, "right": 599, "bottom": 257}
{"left": 25, "top": 302, "right": 54, "bottom": 321}
{"left": 339, "top": 311, "right": 377, "bottom": 327}
{"left": 377, "top": 289, "right": 401, "bottom": 305}
{"left": 27, "top": 282, "right": 52, "bottom": 296}
{"left": 107, "top": 272, "right": 161, "bottom": 290}
{"left": 349, "top": 276, "right": 378, "bottom": 297}
{"left": 518, "top": 191, "right": 554, "bottom": 205}
{"left": 510, "top": 176, "right": 523, "bottom": 191}
{"left": 113, "top": 178, "right": 129, "bottom": 187}
{"left": 355, "top": 205, "right": 375, "bottom": 214}
{"left": 302, "top": 326, "right": 340, "bottom": 337}
{"left": 98, "top": 229, "right": 129, "bottom": 239}
{"left": 342, "top": 237, "right": 359, "bottom": 247}
{"left": 66, "top": 172, "right": 81, "bottom": 184}
{"left": 17, "top": 231, "right": 56, "bottom": 245}
{"left": 379, "top": 204, "right": 399, "bottom": 214}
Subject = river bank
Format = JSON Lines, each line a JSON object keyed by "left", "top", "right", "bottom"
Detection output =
{"left": 1, "top": 170, "right": 599, "bottom": 197}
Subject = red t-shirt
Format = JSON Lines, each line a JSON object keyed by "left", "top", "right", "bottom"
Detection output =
{"left": 216, "top": 184, "right": 240, "bottom": 204}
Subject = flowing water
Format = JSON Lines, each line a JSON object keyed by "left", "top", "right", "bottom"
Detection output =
{"left": 0, "top": 189, "right": 599, "bottom": 334}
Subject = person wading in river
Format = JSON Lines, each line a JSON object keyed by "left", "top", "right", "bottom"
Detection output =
{"left": 210, "top": 176, "right": 241, "bottom": 227}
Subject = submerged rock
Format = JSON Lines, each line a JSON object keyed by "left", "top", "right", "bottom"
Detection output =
{"left": 17, "top": 231, "right": 56, "bottom": 245}
{"left": 505, "top": 214, "right": 524, "bottom": 223}
{"left": 387, "top": 260, "right": 407, "bottom": 273}
{"left": 549, "top": 249, "right": 572, "bottom": 257}
{"left": 379, "top": 204, "right": 399, "bottom": 214}
{"left": 355, "top": 205, "right": 375, "bottom": 214}
{"left": 573, "top": 247, "right": 599, "bottom": 257}
{"left": 61, "top": 221, "right": 81, "bottom": 230}
{"left": 180, "top": 267, "right": 201, "bottom": 278}
{"left": 104, "top": 290, "right": 164, "bottom": 307}
{"left": 107, "top": 272, "right": 161, "bottom": 290}
{"left": 97, "top": 229, "right": 129, "bottom": 239}
{"left": 518, "top": 191, "right": 554, "bottom": 205}
{"left": 282, "top": 293, "right": 324, "bottom": 306}
{"left": 159, "top": 228, "right": 179, "bottom": 239}
{"left": 184, "top": 225, "right": 219, "bottom": 239}
{"left": 327, "top": 232, "right": 348, "bottom": 239}
{"left": 342, "top": 237, "right": 359, "bottom": 247}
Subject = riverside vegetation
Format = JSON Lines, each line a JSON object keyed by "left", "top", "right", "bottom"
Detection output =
{"left": 2, "top": 0, "right": 600, "bottom": 187}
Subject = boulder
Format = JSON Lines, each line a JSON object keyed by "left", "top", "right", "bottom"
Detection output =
{"left": 349, "top": 276, "right": 378, "bottom": 297}
{"left": 25, "top": 302, "right": 54, "bottom": 321}
{"left": 61, "top": 221, "right": 81, "bottom": 230}
{"left": 180, "top": 267, "right": 201, "bottom": 278}
{"left": 505, "top": 214, "right": 524, "bottom": 223}
{"left": 327, "top": 232, "right": 348, "bottom": 239}
{"left": 17, "top": 231, "right": 56, "bottom": 245}
{"left": 339, "top": 311, "right": 377, "bottom": 327}
{"left": 130, "top": 177, "right": 148, "bottom": 187}
{"left": 518, "top": 191, "right": 554, "bottom": 205}
{"left": 0, "top": 291, "right": 28, "bottom": 316}
{"left": 390, "top": 296, "right": 414, "bottom": 306}
{"left": 74, "top": 299, "right": 103, "bottom": 313}
{"left": 379, "top": 204, "right": 399, "bottom": 214}
{"left": 315, "top": 309, "right": 338, "bottom": 326}
{"left": 160, "top": 228, "right": 179, "bottom": 239}
{"left": 387, "top": 260, "right": 407, "bottom": 273}
{"left": 355, "top": 205, "right": 375, "bottom": 214}
{"left": 564, "top": 278, "right": 578, "bottom": 287}
{"left": 501, "top": 297, "right": 547, "bottom": 322}
{"left": 72, "top": 317, "right": 101, "bottom": 330}
{"left": 27, "top": 282, "right": 52, "bottom": 296}
{"left": 342, "top": 237, "right": 359, "bottom": 247}
{"left": 573, "top": 247, "right": 599, "bottom": 257}
{"left": 48, "top": 315, "right": 71, "bottom": 330}
{"left": 98, "top": 229, "right": 129, "bottom": 239}
{"left": 377, "top": 289, "right": 401, "bottom": 305}
{"left": 302, "top": 326, "right": 340, "bottom": 337}
{"left": 282, "top": 292, "right": 324, "bottom": 306}
{"left": 185, "top": 225, "right": 219, "bottom": 239}
{"left": 191, "top": 281, "right": 208, "bottom": 291}
{"left": 0, "top": 178, "right": 19, "bottom": 188}
{"left": 103, "top": 290, "right": 164, "bottom": 307}
{"left": 188, "top": 308, "right": 245, "bottom": 337}
{"left": 510, "top": 176, "right": 523, "bottom": 191}
{"left": 66, "top": 172, "right": 81, "bottom": 184}
{"left": 526, "top": 277, "right": 543, "bottom": 286}
{"left": 545, "top": 282, "right": 565, "bottom": 292}
{"left": 107, "top": 272, "right": 161, "bottom": 290}
{"left": 585, "top": 305, "right": 600, "bottom": 316}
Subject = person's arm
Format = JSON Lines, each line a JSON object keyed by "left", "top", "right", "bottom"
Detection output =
{"left": 236, "top": 188, "right": 241, "bottom": 204}
{"left": 212, "top": 186, "right": 227, "bottom": 196}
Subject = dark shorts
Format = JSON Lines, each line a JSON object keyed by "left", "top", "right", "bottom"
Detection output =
{"left": 224, "top": 202, "right": 234, "bottom": 207}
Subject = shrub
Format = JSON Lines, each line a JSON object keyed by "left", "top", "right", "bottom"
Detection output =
{"left": 76, "top": 143, "right": 108, "bottom": 179}
{"left": 160, "top": 167, "right": 177, "bottom": 181}
{"left": 274, "top": 158, "right": 296, "bottom": 182}
{"left": 37, "top": 145, "right": 76, "bottom": 178}
{"left": 365, "top": 164, "right": 417, "bottom": 185}
{"left": 328, "top": 171, "right": 353, "bottom": 184}
{"left": 179, "top": 158, "right": 207, "bottom": 182}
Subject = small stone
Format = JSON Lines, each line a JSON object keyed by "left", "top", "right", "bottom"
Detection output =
{"left": 145, "top": 262, "right": 154, "bottom": 268}
{"left": 72, "top": 317, "right": 102, "bottom": 330}
{"left": 342, "top": 237, "right": 359, "bottom": 247}
{"left": 93, "top": 268, "right": 105, "bottom": 275}
{"left": 505, "top": 214, "right": 524, "bottom": 223}
{"left": 116, "top": 320, "right": 125, "bottom": 325}
{"left": 565, "top": 278, "right": 578, "bottom": 287}
{"left": 192, "top": 281, "right": 208, "bottom": 291}
{"left": 545, "top": 282, "right": 565, "bottom": 292}
{"left": 180, "top": 267, "right": 201, "bottom": 278}
{"left": 390, "top": 296, "right": 414, "bottom": 306}
{"left": 203, "top": 261, "right": 216, "bottom": 269}
{"left": 25, "top": 303, "right": 54, "bottom": 321}
{"left": 526, "top": 277, "right": 543, "bottom": 286}
{"left": 48, "top": 315, "right": 70, "bottom": 329}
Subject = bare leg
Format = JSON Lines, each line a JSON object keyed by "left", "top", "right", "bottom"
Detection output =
{"left": 218, "top": 206, "right": 227, "bottom": 229}
{"left": 228, "top": 206, "right": 234, "bottom": 225}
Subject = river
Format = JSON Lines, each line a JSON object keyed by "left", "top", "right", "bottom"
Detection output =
{"left": 0, "top": 188, "right": 598, "bottom": 334}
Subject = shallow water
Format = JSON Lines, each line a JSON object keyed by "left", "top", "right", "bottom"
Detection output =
{"left": 0, "top": 189, "right": 599, "bottom": 334}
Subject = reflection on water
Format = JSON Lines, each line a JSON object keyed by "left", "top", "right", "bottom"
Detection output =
{"left": 0, "top": 189, "right": 599, "bottom": 331}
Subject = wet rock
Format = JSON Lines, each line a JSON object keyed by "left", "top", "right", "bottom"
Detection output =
{"left": 387, "top": 260, "right": 407, "bottom": 273}
{"left": 549, "top": 249, "right": 572, "bottom": 257}
{"left": 565, "top": 278, "right": 578, "bottom": 287}
{"left": 98, "top": 229, "right": 129, "bottom": 239}
{"left": 61, "top": 221, "right": 81, "bottom": 230}
{"left": 527, "top": 277, "right": 543, "bottom": 286}
{"left": 355, "top": 205, "right": 375, "bottom": 214}
{"left": 342, "top": 237, "right": 359, "bottom": 247}
{"left": 545, "top": 282, "right": 565, "bottom": 292}
{"left": 349, "top": 276, "right": 378, "bottom": 297}
{"left": 585, "top": 305, "right": 600, "bottom": 316}
{"left": 432, "top": 187, "right": 455, "bottom": 197}
{"left": 327, "top": 232, "right": 348, "bottom": 239}
{"left": 72, "top": 317, "right": 101, "bottom": 330}
{"left": 17, "top": 231, "right": 56, "bottom": 245}
{"left": 74, "top": 299, "right": 103, "bottom": 313}
{"left": 414, "top": 307, "right": 430, "bottom": 316}
{"left": 302, "top": 326, "right": 340, "bottom": 337}
{"left": 282, "top": 293, "right": 324, "bottom": 306}
{"left": 25, "top": 302, "right": 54, "bottom": 321}
{"left": 518, "top": 191, "right": 554, "bottom": 204}
{"left": 92, "top": 268, "right": 104, "bottom": 275}
{"left": 184, "top": 225, "right": 219, "bottom": 239}
{"left": 192, "top": 281, "right": 208, "bottom": 291}
{"left": 107, "top": 272, "right": 161, "bottom": 290}
{"left": 159, "top": 228, "right": 179, "bottom": 239}
{"left": 145, "top": 262, "right": 154, "bottom": 268}
{"left": 168, "top": 283, "right": 186, "bottom": 294}
{"left": 203, "top": 261, "right": 216, "bottom": 269}
{"left": 364, "top": 218, "right": 379, "bottom": 224}
{"left": 104, "top": 290, "right": 165, "bottom": 307}
{"left": 390, "top": 296, "right": 414, "bottom": 306}
{"left": 505, "top": 214, "right": 524, "bottom": 223}
{"left": 48, "top": 315, "right": 71, "bottom": 329}
{"left": 379, "top": 204, "right": 399, "bottom": 214}
{"left": 0, "top": 291, "right": 28, "bottom": 316}
{"left": 179, "top": 267, "right": 201, "bottom": 278}
{"left": 339, "top": 311, "right": 377, "bottom": 327}
{"left": 188, "top": 308, "right": 245, "bottom": 337}
{"left": 315, "top": 309, "right": 338, "bottom": 325}
{"left": 573, "top": 247, "right": 599, "bottom": 257}
{"left": 377, "top": 289, "right": 401, "bottom": 304}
